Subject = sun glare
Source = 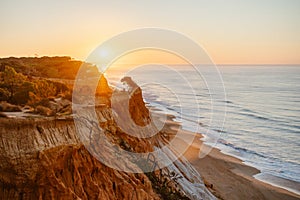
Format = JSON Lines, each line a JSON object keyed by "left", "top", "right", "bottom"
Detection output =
{"left": 99, "top": 49, "right": 109, "bottom": 58}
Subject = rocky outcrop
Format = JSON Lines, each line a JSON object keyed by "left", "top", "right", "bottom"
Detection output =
{"left": 0, "top": 101, "right": 22, "bottom": 112}
{"left": 120, "top": 76, "right": 150, "bottom": 126}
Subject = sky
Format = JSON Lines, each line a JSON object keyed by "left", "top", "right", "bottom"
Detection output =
{"left": 0, "top": 0, "right": 299, "bottom": 64}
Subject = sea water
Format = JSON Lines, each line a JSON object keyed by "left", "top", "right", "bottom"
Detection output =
{"left": 106, "top": 65, "right": 300, "bottom": 194}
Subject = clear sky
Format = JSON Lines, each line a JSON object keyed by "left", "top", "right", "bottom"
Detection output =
{"left": 0, "top": 0, "right": 299, "bottom": 64}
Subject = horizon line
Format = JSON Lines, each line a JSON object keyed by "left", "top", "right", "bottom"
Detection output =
{"left": 0, "top": 56, "right": 299, "bottom": 66}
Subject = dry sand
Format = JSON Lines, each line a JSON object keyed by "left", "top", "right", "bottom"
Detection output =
{"left": 179, "top": 130, "right": 300, "bottom": 200}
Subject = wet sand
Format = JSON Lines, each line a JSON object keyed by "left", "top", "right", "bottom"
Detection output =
{"left": 175, "top": 128, "right": 300, "bottom": 200}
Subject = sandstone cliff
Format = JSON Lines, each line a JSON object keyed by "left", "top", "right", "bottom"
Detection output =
{"left": 0, "top": 118, "right": 159, "bottom": 200}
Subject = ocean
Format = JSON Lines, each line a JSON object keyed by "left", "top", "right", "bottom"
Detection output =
{"left": 106, "top": 65, "right": 300, "bottom": 194}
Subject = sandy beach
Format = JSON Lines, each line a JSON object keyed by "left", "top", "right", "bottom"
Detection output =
{"left": 157, "top": 114, "right": 300, "bottom": 200}
{"left": 177, "top": 129, "right": 300, "bottom": 200}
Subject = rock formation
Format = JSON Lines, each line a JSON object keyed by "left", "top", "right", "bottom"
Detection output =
{"left": 121, "top": 77, "right": 150, "bottom": 126}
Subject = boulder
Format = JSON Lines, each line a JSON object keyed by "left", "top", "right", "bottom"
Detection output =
{"left": 35, "top": 105, "right": 54, "bottom": 116}
{"left": 0, "top": 101, "right": 22, "bottom": 112}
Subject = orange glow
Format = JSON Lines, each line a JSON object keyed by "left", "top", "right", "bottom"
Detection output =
{"left": 109, "top": 49, "right": 190, "bottom": 69}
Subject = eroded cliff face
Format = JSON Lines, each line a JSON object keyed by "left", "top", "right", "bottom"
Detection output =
{"left": 0, "top": 79, "right": 215, "bottom": 200}
{"left": 0, "top": 116, "right": 160, "bottom": 200}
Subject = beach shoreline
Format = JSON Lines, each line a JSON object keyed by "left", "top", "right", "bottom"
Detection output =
{"left": 212, "top": 142, "right": 300, "bottom": 196}
{"left": 153, "top": 110, "right": 300, "bottom": 199}
{"left": 168, "top": 124, "right": 300, "bottom": 200}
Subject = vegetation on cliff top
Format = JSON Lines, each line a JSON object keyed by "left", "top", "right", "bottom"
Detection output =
{"left": 0, "top": 56, "right": 111, "bottom": 116}
{"left": 0, "top": 56, "right": 98, "bottom": 79}
{"left": 0, "top": 66, "right": 70, "bottom": 105}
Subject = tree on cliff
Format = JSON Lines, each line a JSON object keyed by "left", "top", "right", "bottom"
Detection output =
{"left": 0, "top": 66, "right": 25, "bottom": 102}
{"left": 33, "top": 79, "right": 57, "bottom": 99}
{"left": 12, "top": 81, "right": 35, "bottom": 105}
{"left": 0, "top": 88, "right": 9, "bottom": 101}
{"left": 28, "top": 80, "right": 57, "bottom": 106}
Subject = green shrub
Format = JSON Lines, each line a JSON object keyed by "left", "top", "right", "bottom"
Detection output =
{"left": 11, "top": 81, "right": 34, "bottom": 105}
